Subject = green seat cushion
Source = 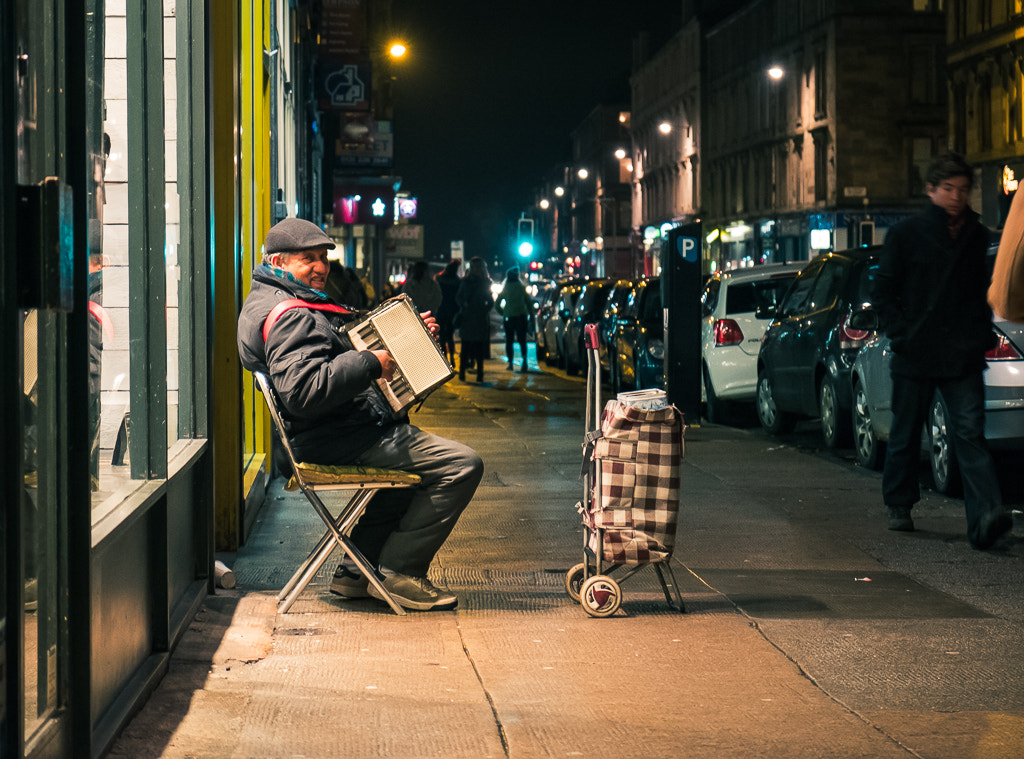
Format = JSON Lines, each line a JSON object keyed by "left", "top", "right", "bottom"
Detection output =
{"left": 286, "top": 462, "right": 421, "bottom": 490}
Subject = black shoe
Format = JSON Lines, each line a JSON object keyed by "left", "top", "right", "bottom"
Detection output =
{"left": 330, "top": 568, "right": 370, "bottom": 598}
{"left": 887, "top": 506, "right": 914, "bottom": 532}
{"left": 368, "top": 573, "right": 458, "bottom": 611}
{"left": 971, "top": 512, "right": 1013, "bottom": 550}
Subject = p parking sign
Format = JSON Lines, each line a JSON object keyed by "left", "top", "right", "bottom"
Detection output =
{"left": 676, "top": 235, "right": 700, "bottom": 262}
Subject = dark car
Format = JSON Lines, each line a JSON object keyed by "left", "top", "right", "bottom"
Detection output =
{"left": 597, "top": 279, "right": 635, "bottom": 380}
{"left": 562, "top": 278, "right": 612, "bottom": 375}
{"left": 609, "top": 277, "right": 663, "bottom": 393}
{"left": 756, "top": 247, "right": 880, "bottom": 447}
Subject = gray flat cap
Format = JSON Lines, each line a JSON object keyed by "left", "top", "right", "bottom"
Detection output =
{"left": 264, "top": 218, "right": 336, "bottom": 256}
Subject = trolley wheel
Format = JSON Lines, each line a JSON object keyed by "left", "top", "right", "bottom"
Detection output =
{"left": 580, "top": 575, "right": 622, "bottom": 618}
{"left": 565, "top": 563, "right": 592, "bottom": 603}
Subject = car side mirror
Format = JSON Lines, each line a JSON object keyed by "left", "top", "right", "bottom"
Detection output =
{"left": 848, "top": 309, "right": 878, "bottom": 332}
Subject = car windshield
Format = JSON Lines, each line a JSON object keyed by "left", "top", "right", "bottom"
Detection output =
{"left": 579, "top": 283, "right": 610, "bottom": 316}
{"left": 725, "top": 277, "right": 797, "bottom": 315}
{"left": 639, "top": 283, "right": 662, "bottom": 324}
{"left": 701, "top": 279, "right": 721, "bottom": 316}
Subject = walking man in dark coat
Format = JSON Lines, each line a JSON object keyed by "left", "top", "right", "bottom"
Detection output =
{"left": 874, "top": 152, "right": 1012, "bottom": 549}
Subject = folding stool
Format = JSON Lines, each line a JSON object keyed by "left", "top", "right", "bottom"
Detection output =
{"left": 254, "top": 371, "right": 420, "bottom": 615}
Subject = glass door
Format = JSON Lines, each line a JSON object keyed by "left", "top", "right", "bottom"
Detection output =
{"left": 14, "top": 0, "right": 71, "bottom": 747}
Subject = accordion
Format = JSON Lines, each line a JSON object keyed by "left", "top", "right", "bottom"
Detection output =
{"left": 347, "top": 294, "right": 455, "bottom": 414}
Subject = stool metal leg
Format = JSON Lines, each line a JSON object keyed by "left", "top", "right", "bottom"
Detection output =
{"left": 276, "top": 489, "right": 375, "bottom": 604}
{"left": 279, "top": 486, "right": 407, "bottom": 616}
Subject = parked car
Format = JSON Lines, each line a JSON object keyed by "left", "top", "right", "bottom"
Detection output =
{"left": 562, "top": 278, "right": 612, "bottom": 375}
{"left": 609, "top": 278, "right": 663, "bottom": 393}
{"left": 756, "top": 247, "right": 880, "bottom": 447}
{"left": 535, "top": 279, "right": 576, "bottom": 364}
{"left": 596, "top": 279, "right": 635, "bottom": 380}
{"left": 700, "top": 263, "right": 804, "bottom": 423}
{"left": 542, "top": 281, "right": 582, "bottom": 368}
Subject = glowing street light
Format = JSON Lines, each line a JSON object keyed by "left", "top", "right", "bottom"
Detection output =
{"left": 539, "top": 198, "right": 550, "bottom": 210}
{"left": 658, "top": 121, "right": 672, "bottom": 135}
{"left": 577, "top": 168, "right": 589, "bottom": 179}
{"left": 767, "top": 65, "right": 784, "bottom": 80}
{"left": 388, "top": 41, "right": 408, "bottom": 60}
{"left": 554, "top": 186, "right": 565, "bottom": 197}
{"left": 614, "top": 148, "right": 627, "bottom": 159}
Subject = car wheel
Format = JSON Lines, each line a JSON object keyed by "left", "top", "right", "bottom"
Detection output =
{"left": 852, "top": 380, "right": 883, "bottom": 470}
{"left": 757, "top": 373, "right": 796, "bottom": 434}
{"left": 703, "top": 365, "right": 730, "bottom": 425}
{"left": 819, "top": 374, "right": 852, "bottom": 449}
{"left": 929, "top": 391, "right": 963, "bottom": 496}
{"left": 566, "top": 344, "right": 580, "bottom": 376}
{"left": 609, "top": 353, "right": 620, "bottom": 394}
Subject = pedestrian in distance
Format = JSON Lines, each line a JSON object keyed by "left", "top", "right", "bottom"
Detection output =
{"left": 237, "top": 218, "right": 483, "bottom": 610}
{"left": 435, "top": 259, "right": 461, "bottom": 366}
{"left": 401, "top": 259, "right": 442, "bottom": 314}
{"left": 496, "top": 266, "right": 533, "bottom": 372}
{"left": 873, "top": 152, "right": 1012, "bottom": 549}
{"left": 456, "top": 256, "right": 494, "bottom": 383}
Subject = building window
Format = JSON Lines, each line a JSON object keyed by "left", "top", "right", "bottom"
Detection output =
{"left": 814, "top": 48, "right": 827, "bottom": 119}
{"left": 910, "top": 45, "right": 942, "bottom": 105}
{"left": 813, "top": 131, "right": 829, "bottom": 202}
{"left": 911, "top": 138, "right": 932, "bottom": 195}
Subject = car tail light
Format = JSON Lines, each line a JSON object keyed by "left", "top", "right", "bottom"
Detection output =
{"left": 839, "top": 314, "right": 869, "bottom": 350}
{"left": 714, "top": 319, "right": 744, "bottom": 346}
{"left": 986, "top": 329, "right": 1022, "bottom": 361}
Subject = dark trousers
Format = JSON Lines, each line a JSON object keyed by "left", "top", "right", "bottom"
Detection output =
{"left": 460, "top": 340, "right": 488, "bottom": 380}
{"left": 503, "top": 315, "right": 528, "bottom": 365}
{"left": 882, "top": 371, "right": 1002, "bottom": 543}
{"left": 350, "top": 423, "right": 483, "bottom": 577}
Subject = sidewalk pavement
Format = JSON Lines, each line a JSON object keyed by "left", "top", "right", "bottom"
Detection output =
{"left": 109, "top": 349, "right": 1024, "bottom": 759}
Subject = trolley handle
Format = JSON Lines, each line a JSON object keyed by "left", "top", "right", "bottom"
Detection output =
{"left": 584, "top": 323, "right": 599, "bottom": 350}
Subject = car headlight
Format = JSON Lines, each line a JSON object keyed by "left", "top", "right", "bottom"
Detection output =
{"left": 647, "top": 338, "right": 664, "bottom": 360}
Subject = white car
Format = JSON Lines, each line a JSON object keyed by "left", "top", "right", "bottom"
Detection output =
{"left": 701, "top": 262, "right": 805, "bottom": 423}
{"left": 850, "top": 314, "right": 1024, "bottom": 493}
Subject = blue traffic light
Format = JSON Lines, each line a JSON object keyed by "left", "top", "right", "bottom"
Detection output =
{"left": 518, "top": 240, "right": 534, "bottom": 257}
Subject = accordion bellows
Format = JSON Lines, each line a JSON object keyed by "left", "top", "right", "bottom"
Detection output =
{"left": 585, "top": 399, "right": 684, "bottom": 565}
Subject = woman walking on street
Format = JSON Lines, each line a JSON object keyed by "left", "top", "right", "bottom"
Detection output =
{"left": 456, "top": 256, "right": 494, "bottom": 383}
{"left": 497, "top": 266, "right": 533, "bottom": 371}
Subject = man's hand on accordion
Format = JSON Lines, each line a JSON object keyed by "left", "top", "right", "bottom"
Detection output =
{"left": 371, "top": 349, "right": 397, "bottom": 382}
{"left": 419, "top": 311, "right": 440, "bottom": 337}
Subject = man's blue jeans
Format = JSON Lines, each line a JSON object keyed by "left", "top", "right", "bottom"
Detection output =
{"left": 350, "top": 423, "right": 483, "bottom": 577}
{"left": 882, "top": 371, "right": 1002, "bottom": 543}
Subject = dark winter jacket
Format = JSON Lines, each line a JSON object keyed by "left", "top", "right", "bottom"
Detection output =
{"left": 237, "top": 264, "right": 403, "bottom": 464}
{"left": 874, "top": 203, "right": 996, "bottom": 378}
{"left": 456, "top": 274, "right": 494, "bottom": 342}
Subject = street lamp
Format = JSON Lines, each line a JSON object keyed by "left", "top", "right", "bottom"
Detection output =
{"left": 767, "top": 65, "right": 784, "bottom": 80}
{"left": 388, "top": 40, "right": 408, "bottom": 60}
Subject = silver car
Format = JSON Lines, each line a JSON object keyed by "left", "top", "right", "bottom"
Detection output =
{"left": 850, "top": 314, "right": 1024, "bottom": 493}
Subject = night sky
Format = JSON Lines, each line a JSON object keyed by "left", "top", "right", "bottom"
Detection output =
{"left": 390, "top": 1, "right": 681, "bottom": 267}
